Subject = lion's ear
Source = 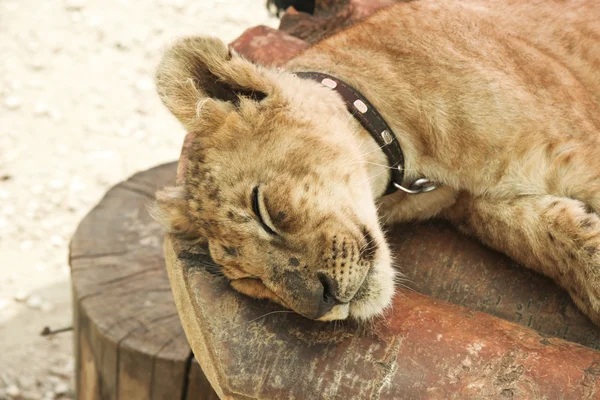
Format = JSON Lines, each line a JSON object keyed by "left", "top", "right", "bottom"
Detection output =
{"left": 150, "top": 186, "right": 197, "bottom": 238}
{"left": 155, "top": 36, "right": 271, "bottom": 130}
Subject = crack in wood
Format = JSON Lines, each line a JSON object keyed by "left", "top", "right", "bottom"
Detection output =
{"left": 148, "top": 312, "right": 180, "bottom": 325}
{"left": 120, "top": 181, "right": 156, "bottom": 198}
{"left": 70, "top": 249, "right": 129, "bottom": 261}
{"left": 371, "top": 335, "right": 403, "bottom": 399}
{"left": 99, "top": 268, "right": 158, "bottom": 286}
{"left": 181, "top": 352, "right": 194, "bottom": 400}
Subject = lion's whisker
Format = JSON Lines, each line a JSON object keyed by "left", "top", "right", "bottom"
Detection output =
{"left": 343, "top": 142, "right": 388, "bottom": 167}
{"left": 361, "top": 161, "right": 409, "bottom": 170}
{"left": 247, "top": 310, "right": 295, "bottom": 324}
{"left": 359, "top": 168, "right": 390, "bottom": 187}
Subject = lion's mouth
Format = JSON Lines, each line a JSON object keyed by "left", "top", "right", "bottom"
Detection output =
{"left": 314, "top": 270, "right": 374, "bottom": 321}
{"left": 316, "top": 303, "right": 351, "bottom": 321}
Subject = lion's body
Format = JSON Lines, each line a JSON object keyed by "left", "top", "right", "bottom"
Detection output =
{"left": 289, "top": 0, "right": 600, "bottom": 220}
{"left": 154, "top": 0, "right": 600, "bottom": 324}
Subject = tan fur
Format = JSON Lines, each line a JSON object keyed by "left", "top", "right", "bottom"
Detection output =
{"left": 153, "top": 0, "right": 600, "bottom": 324}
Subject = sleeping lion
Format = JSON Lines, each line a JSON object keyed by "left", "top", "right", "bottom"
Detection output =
{"left": 151, "top": 0, "right": 600, "bottom": 325}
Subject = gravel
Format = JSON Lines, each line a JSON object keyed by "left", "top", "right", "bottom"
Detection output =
{"left": 0, "top": 0, "right": 278, "bottom": 397}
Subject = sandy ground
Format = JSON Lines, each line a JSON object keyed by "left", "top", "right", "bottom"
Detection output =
{"left": 0, "top": 1, "right": 277, "bottom": 398}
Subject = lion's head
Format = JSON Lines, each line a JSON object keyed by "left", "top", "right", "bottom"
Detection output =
{"left": 152, "top": 36, "right": 396, "bottom": 321}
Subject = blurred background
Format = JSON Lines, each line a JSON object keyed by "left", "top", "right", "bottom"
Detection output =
{"left": 0, "top": 1, "right": 278, "bottom": 398}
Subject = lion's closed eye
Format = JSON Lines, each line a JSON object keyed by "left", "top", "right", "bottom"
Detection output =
{"left": 251, "top": 185, "right": 278, "bottom": 236}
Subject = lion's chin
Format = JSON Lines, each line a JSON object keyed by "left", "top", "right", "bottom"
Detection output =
{"left": 316, "top": 303, "right": 350, "bottom": 321}
{"left": 349, "top": 259, "right": 397, "bottom": 321}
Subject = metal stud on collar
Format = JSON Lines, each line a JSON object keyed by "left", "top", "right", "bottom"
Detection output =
{"left": 321, "top": 78, "right": 337, "bottom": 89}
{"left": 381, "top": 130, "right": 393, "bottom": 145}
{"left": 353, "top": 99, "right": 368, "bottom": 113}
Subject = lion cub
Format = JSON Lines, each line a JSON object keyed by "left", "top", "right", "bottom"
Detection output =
{"left": 152, "top": 0, "right": 600, "bottom": 324}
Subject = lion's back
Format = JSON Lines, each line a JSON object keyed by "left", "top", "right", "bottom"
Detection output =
{"left": 464, "top": 0, "right": 600, "bottom": 107}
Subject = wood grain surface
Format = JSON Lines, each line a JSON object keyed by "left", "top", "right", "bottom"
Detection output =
{"left": 165, "top": 231, "right": 600, "bottom": 399}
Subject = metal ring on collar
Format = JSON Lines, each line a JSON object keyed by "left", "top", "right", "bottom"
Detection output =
{"left": 393, "top": 178, "right": 437, "bottom": 194}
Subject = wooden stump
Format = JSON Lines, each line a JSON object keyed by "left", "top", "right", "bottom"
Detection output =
{"left": 70, "top": 162, "right": 218, "bottom": 400}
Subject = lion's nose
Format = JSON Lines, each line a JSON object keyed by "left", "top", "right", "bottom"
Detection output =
{"left": 280, "top": 270, "right": 346, "bottom": 319}
{"left": 314, "top": 274, "right": 341, "bottom": 319}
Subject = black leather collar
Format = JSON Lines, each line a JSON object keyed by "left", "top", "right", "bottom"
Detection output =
{"left": 296, "top": 72, "right": 435, "bottom": 196}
